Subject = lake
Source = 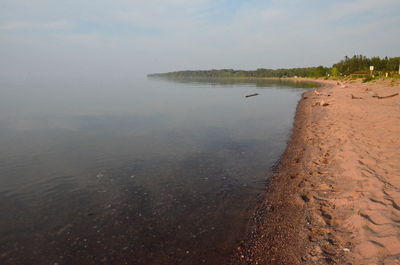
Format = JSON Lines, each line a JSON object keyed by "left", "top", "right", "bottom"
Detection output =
{"left": 0, "top": 77, "right": 317, "bottom": 264}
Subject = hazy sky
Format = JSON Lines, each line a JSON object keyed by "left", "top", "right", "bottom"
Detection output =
{"left": 1, "top": 0, "right": 399, "bottom": 81}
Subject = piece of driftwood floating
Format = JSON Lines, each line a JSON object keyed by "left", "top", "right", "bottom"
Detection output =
{"left": 372, "top": 93, "right": 399, "bottom": 99}
{"left": 245, "top": 93, "right": 259, "bottom": 98}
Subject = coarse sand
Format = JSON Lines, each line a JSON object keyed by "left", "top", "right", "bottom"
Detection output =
{"left": 231, "top": 78, "right": 400, "bottom": 265}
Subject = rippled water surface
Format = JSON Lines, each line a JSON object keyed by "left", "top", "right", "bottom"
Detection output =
{"left": 0, "top": 78, "right": 317, "bottom": 264}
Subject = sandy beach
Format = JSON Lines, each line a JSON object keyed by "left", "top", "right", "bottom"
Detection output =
{"left": 232, "top": 78, "right": 400, "bottom": 265}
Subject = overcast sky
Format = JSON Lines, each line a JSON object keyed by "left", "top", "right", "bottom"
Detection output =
{"left": 1, "top": 0, "right": 399, "bottom": 81}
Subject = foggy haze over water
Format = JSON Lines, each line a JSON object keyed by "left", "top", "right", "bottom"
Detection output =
{"left": 1, "top": 0, "right": 400, "bottom": 82}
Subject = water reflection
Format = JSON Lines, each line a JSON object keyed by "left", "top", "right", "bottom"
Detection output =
{"left": 0, "top": 78, "right": 313, "bottom": 264}
{"left": 152, "top": 76, "right": 319, "bottom": 89}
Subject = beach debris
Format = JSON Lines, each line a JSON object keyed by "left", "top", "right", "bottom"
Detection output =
{"left": 245, "top": 93, "right": 259, "bottom": 98}
{"left": 372, "top": 92, "right": 399, "bottom": 99}
{"left": 314, "top": 90, "right": 331, "bottom": 97}
{"left": 313, "top": 100, "right": 330, "bottom": 107}
{"left": 351, "top": 94, "right": 363, "bottom": 99}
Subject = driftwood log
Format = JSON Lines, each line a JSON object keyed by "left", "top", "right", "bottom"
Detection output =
{"left": 372, "top": 93, "right": 399, "bottom": 99}
{"left": 245, "top": 93, "right": 259, "bottom": 98}
{"left": 351, "top": 94, "right": 363, "bottom": 99}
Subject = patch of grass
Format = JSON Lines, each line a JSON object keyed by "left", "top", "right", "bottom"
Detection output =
{"left": 362, "top": 76, "right": 375, "bottom": 83}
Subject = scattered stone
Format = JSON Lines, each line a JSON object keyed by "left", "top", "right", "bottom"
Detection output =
{"left": 301, "top": 194, "right": 310, "bottom": 203}
{"left": 310, "top": 246, "right": 322, "bottom": 256}
{"left": 322, "top": 245, "right": 337, "bottom": 256}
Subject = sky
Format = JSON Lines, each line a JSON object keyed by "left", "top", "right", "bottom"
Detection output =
{"left": 1, "top": 0, "right": 399, "bottom": 82}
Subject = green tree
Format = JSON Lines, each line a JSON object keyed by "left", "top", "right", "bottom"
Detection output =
{"left": 331, "top": 67, "right": 339, "bottom": 77}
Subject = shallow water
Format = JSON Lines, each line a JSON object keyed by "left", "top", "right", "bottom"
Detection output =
{"left": 0, "top": 77, "right": 317, "bottom": 264}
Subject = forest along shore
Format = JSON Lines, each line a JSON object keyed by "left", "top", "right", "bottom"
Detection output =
{"left": 232, "top": 78, "right": 400, "bottom": 265}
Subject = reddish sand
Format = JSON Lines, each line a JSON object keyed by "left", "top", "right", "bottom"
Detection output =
{"left": 232, "top": 78, "right": 400, "bottom": 265}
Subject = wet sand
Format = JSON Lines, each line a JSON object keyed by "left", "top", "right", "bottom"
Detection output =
{"left": 231, "top": 78, "right": 400, "bottom": 264}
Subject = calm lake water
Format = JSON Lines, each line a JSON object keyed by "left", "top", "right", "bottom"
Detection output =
{"left": 0, "top": 77, "right": 317, "bottom": 265}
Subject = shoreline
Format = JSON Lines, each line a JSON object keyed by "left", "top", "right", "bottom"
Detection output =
{"left": 231, "top": 78, "right": 400, "bottom": 264}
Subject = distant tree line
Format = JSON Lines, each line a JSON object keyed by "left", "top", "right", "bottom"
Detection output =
{"left": 148, "top": 55, "right": 400, "bottom": 79}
